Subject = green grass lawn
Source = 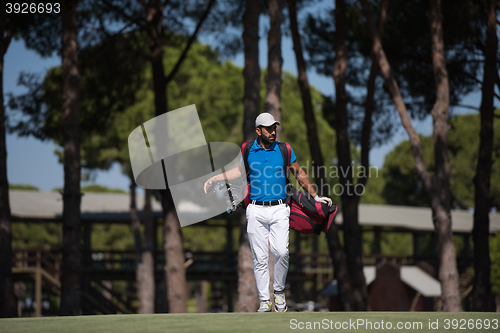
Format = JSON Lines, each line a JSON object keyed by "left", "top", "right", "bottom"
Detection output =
{"left": 1, "top": 312, "right": 499, "bottom": 333}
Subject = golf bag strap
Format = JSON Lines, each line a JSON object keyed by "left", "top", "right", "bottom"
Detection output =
{"left": 241, "top": 140, "right": 256, "bottom": 184}
{"left": 278, "top": 142, "right": 291, "bottom": 181}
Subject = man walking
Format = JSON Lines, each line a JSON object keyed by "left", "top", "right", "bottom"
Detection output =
{"left": 204, "top": 113, "right": 332, "bottom": 312}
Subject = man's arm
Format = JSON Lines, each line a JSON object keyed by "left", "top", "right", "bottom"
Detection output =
{"left": 203, "top": 163, "right": 246, "bottom": 193}
{"left": 289, "top": 160, "right": 332, "bottom": 206}
{"left": 289, "top": 161, "right": 317, "bottom": 197}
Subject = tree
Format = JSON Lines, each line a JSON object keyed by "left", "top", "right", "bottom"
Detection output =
{"left": 287, "top": 0, "right": 327, "bottom": 195}
{"left": 265, "top": 0, "right": 283, "bottom": 141}
{"left": 236, "top": 0, "right": 260, "bottom": 313}
{"left": 290, "top": 0, "right": 354, "bottom": 310}
{"left": 331, "top": 0, "right": 369, "bottom": 311}
{"left": 287, "top": 0, "right": 397, "bottom": 310}
{"left": 129, "top": 183, "right": 155, "bottom": 314}
{"left": 6, "top": 1, "right": 138, "bottom": 314}
{"left": 9, "top": 29, "right": 154, "bottom": 315}
{"left": 0, "top": 3, "right": 17, "bottom": 319}
{"left": 59, "top": 0, "right": 83, "bottom": 316}
{"left": 299, "top": 0, "right": 391, "bottom": 311}
{"left": 381, "top": 112, "right": 500, "bottom": 308}
{"left": 82, "top": 88, "right": 155, "bottom": 314}
{"left": 472, "top": 0, "right": 498, "bottom": 312}
{"left": 360, "top": 0, "right": 462, "bottom": 311}
{"left": 97, "top": 0, "right": 217, "bottom": 313}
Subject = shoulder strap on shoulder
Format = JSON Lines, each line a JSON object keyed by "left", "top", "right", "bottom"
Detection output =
{"left": 285, "top": 142, "right": 291, "bottom": 166}
{"left": 241, "top": 139, "right": 254, "bottom": 183}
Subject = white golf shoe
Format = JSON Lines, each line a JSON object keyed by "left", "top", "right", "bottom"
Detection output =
{"left": 257, "top": 300, "right": 272, "bottom": 312}
{"left": 273, "top": 291, "right": 287, "bottom": 312}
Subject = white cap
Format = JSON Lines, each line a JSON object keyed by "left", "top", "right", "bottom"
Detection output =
{"left": 255, "top": 113, "right": 281, "bottom": 128}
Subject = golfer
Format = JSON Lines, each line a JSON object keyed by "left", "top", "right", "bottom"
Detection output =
{"left": 204, "top": 113, "right": 332, "bottom": 312}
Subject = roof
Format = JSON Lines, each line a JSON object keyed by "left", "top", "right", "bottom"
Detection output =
{"left": 364, "top": 265, "right": 441, "bottom": 297}
{"left": 400, "top": 266, "right": 441, "bottom": 297}
{"left": 9, "top": 190, "right": 163, "bottom": 222}
{"left": 364, "top": 266, "right": 376, "bottom": 285}
{"left": 9, "top": 190, "right": 500, "bottom": 233}
{"left": 335, "top": 204, "right": 500, "bottom": 234}
{"left": 322, "top": 266, "right": 441, "bottom": 297}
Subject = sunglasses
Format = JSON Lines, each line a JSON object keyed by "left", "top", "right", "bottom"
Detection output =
{"left": 260, "top": 125, "right": 278, "bottom": 133}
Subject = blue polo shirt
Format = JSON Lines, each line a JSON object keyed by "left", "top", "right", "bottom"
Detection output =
{"left": 242, "top": 140, "right": 297, "bottom": 201}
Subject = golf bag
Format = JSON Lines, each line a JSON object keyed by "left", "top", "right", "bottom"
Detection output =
{"left": 241, "top": 139, "right": 338, "bottom": 235}
{"left": 287, "top": 186, "right": 338, "bottom": 235}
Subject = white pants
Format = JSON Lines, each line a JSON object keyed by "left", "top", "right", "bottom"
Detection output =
{"left": 246, "top": 203, "right": 290, "bottom": 301}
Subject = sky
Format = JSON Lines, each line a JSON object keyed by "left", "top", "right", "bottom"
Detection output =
{"left": 3, "top": 2, "right": 481, "bottom": 193}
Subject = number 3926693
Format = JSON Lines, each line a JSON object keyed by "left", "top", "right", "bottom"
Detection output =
{"left": 444, "top": 319, "right": 498, "bottom": 330}
{"left": 6, "top": 2, "right": 61, "bottom": 14}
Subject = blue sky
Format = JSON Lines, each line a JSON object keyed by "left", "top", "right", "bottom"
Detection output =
{"left": 3, "top": 5, "right": 481, "bottom": 193}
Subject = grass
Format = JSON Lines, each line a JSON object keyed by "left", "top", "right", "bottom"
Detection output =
{"left": 1, "top": 312, "right": 499, "bottom": 333}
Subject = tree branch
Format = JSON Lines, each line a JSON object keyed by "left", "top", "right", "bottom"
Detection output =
{"left": 101, "top": 0, "right": 146, "bottom": 30}
{"left": 457, "top": 67, "right": 500, "bottom": 100}
{"left": 91, "top": 7, "right": 150, "bottom": 62}
{"left": 165, "top": 0, "right": 216, "bottom": 83}
{"left": 116, "top": 21, "right": 136, "bottom": 35}
{"left": 96, "top": 13, "right": 112, "bottom": 38}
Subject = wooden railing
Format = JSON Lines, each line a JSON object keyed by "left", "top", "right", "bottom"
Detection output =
{"left": 12, "top": 249, "right": 62, "bottom": 317}
{"left": 14, "top": 248, "right": 439, "bottom": 274}
{"left": 13, "top": 248, "right": 61, "bottom": 280}
{"left": 80, "top": 250, "right": 436, "bottom": 271}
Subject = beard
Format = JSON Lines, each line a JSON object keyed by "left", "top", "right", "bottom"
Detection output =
{"left": 260, "top": 133, "right": 276, "bottom": 145}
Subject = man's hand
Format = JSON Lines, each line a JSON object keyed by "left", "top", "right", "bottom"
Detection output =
{"left": 204, "top": 165, "right": 245, "bottom": 193}
{"left": 314, "top": 195, "right": 333, "bottom": 207}
{"left": 204, "top": 176, "right": 218, "bottom": 194}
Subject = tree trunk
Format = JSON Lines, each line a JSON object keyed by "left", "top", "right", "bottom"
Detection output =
{"left": 287, "top": 0, "right": 327, "bottom": 195}
{"left": 472, "top": 0, "right": 497, "bottom": 312}
{"left": 265, "top": 0, "right": 283, "bottom": 141}
{"left": 59, "top": 0, "right": 82, "bottom": 316}
{"left": 162, "top": 191, "right": 187, "bottom": 313}
{"left": 145, "top": 0, "right": 187, "bottom": 313}
{"left": 428, "top": 0, "right": 461, "bottom": 312}
{"left": 236, "top": 0, "right": 260, "bottom": 312}
{"left": 360, "top": 0, "right": 462, "bottom": 311}
{"left": 326, "top": 224, "right": 355, "bottom": 311}
{"left": 141, "top": 189, "right": 155, "bottom": 313}
{"left": 0, "top": 10, "right": 16, "bottom": 318}
{"left": 357, "top": 0, "right": 387, "bottom": 191}
{"left": 236, "top": 213, "right": 258, "bottom": 311}
{"left": 332, "top": 0, "right": 368, "bottom": 311}
{"left": 195, "top": 281, "right": 208, "bottom": 313}
{"left": 131, "top": 182, "right": 155, "bottom": 314}
{"left": 242, "top": 0, "right": 261, "bottom": 139}
{"left": 130, "top": 182, "right": 143, "bottom": 308}
{"left": 141, "top": 0, "right": 214, "bottom": 312}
